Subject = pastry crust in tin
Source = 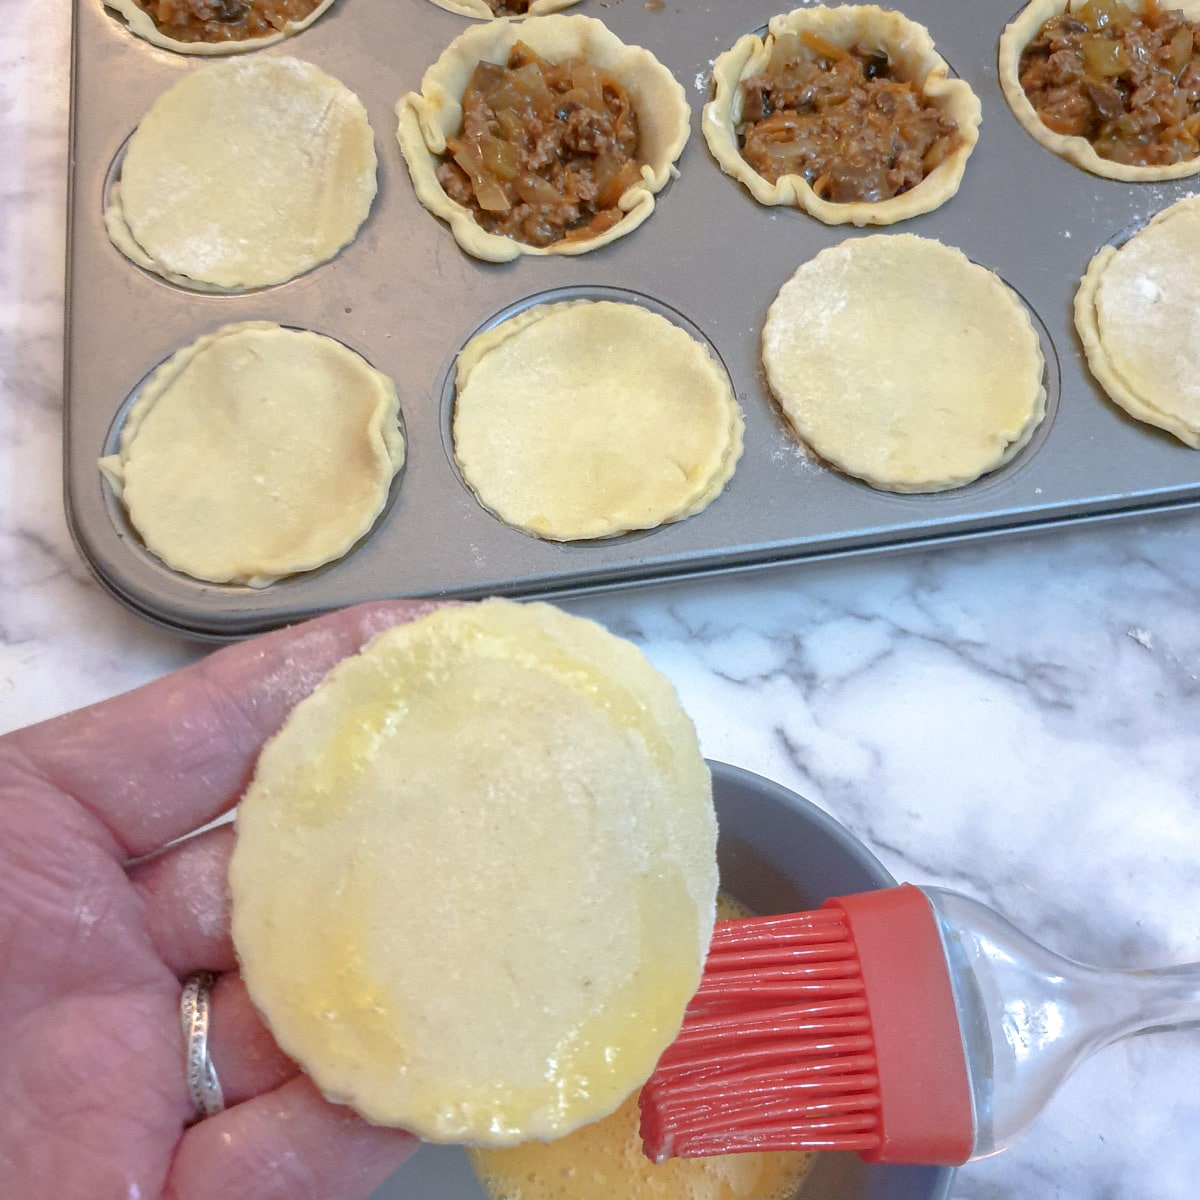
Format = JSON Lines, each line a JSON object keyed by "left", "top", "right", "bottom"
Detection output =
{"left": 423, "top": 0, "right": 579, "bottom": 19}
{"left": 1074, "top": 195, "right": 1200, "bottom": 446}
{"left": 999, "top": 0, "right": 1200, "bottom": 181}
{"left": 396, "top": 14, "right": 691, "bottom": 261}
{"left": 703, "top": 4, "right": 981, "bottom": 226}
{"left": 103, "top": 0, "right": 337, "bottom": 55}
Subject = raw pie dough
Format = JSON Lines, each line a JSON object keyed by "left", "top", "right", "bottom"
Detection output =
{"left": 98, "top": 321, "right": 405, "bottom": 586}
{"left": 106, "top": 57, "right": 377, "bottom": 292}
{"left": 1074, "top": 194, "right": 1200, "bottom": 446}
{"left": 762, "top": 235, "right": 1047, "bottom": 492}
{"left": 704, "top": 5, "right": 982, "bottom": 226}
{"left": 999, "top": 0, "right": 1200, "bottom": 182}
{"left": 396, "top": 15, "right": 691, "bottom": 261}
{"left": 424, "top": 0, "right": 579, "bottom": 18}
{"left": 104, "top": 0, "right": 337, "bottom": 55}
{"left": 229, "top": 598, "right": 718, "bottom": 1144}
{"left": 452, "top": 300, "right": 744, "bottom": 539}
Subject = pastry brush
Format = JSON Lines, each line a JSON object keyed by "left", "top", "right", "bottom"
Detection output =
{"left": 639, "top": 883, "right": 1200, "bottom": 1165}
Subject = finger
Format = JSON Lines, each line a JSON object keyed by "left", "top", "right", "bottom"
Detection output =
{"left": 130, "top": 832, "right": 323, "bottom": 1103}
{"left": 6, "top": 600, "right": 445, "bottom": 859}
{"left": 130, "top": 824, "right": 237, "bottom": 975}
{"left": 207, "top": 973, "right": 299, "bottom": 1105}
{"left": 164, "top": 1076, "right": 418, "bottom": 1200}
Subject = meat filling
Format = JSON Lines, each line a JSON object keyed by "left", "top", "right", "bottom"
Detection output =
{"left": 133, "top": 0, "right": 321, "bottom": 43}
{"left": 486, "top": 0, "right": 531, "bottom": 13}
{"left": 436, "top": 43, "right": 642, "bottom": 248}
{"left": 738, "top": 32, "right": 960, "bottom": 204}
{"left": 1018, "top": 0, "right": 1200, "bottom": 166}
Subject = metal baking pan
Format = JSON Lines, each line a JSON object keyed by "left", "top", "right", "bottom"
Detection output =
{"left": 63, "top": 0, "right": 1200, "bottom": 639}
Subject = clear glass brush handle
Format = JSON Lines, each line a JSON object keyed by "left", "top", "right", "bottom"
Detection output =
{"left": 923, "top": 886, "right": 1200, "bottom": 1160}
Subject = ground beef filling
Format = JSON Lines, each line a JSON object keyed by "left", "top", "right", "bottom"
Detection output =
{"left": 737, "top": 32, "right": 960, "bottom": 204}
{"left": 1018, "top": 0, "right": 1200, "bottom": 165}
{"left": 133, "top": 0, "right": 321, "bottom": 42}
{"left": 436, "top": 42, "right": 642, "bottom": 248}
{"left": 486, "top": 0, "right": 531, "bottom": 13}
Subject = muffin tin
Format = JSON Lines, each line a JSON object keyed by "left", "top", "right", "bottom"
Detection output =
{"left": 378, "top": 761, "right": 954, "bottom": 1200}
{"left": 64, "top": 0, "right": 1200, "bottom": 639}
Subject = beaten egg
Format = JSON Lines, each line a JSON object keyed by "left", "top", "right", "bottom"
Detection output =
{"left": 469, "top": 895, "right": 813, "bottom": 1200}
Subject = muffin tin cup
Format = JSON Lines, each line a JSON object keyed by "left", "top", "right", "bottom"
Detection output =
{"left": 66, "top": 0, "right": 1200, "bottom": 639}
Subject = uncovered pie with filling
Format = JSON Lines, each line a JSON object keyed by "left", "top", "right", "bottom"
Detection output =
{"left": 106, "top": 57, "right": 377, "bottom": 293}
{"left": 424, "top": 0, "right": 579, "bottom": 18}
{"left": 762, "top": 235, "right": 1047, "bottom": 492}
{"left": 704, "top": 5, "right": 982, "bottom": 226}
{"left": 99, "top": 321, "right": 405, "bottom": 587}
{"left": 396, "top": 15, "right": 691, "bottom": 261}
{"left": 452, "top": 300, "right": 744, "bottom": 539}
{"left": 229, "top": 598, "right": 719, "bottom": 1144}
{"left": 1000, "top": 0, "right": 1200, "bottom": 180}
{"left": 1074, "top": 194, "right": 1200, "bottom": 446}
{"left": 104, "top": 0, "right": 336, "bottom": 55}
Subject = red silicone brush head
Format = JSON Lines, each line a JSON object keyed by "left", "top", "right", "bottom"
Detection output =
{"left": 639, "top": 884, "right": 975, "bottom": 1166}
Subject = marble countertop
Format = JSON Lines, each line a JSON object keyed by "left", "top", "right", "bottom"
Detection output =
{"left": 4, "top": 3, "right": 1199, "bottom": 1197}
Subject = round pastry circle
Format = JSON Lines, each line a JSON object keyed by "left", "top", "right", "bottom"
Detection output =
{"left": 999, "top": 0, "right": 1200, "bottom": 182}
{"left": 106, "top": 57, "right": 377, "bottom": 292}
{"left": 103, "top": 0, "right": 337, "bottom": 55}
{"left": 424, "top": 0, "right": 579, "bottom": 18}
{"left": 762, "top": 235, "right": 1047, "bottom": 492}
{"left": 703, "top": 4, "right": 982, "bottom": 227}
{"left": 1074, "top": 195, "right": 1200, "bottom": 447}
{"left": 395, "top": 15, "right": 691, "bottom": 262}
{"left": 452, "top": 300, "right": 744, "bottom": 540}
{"left": 229, "top": 597, "right": 718, "bottom": 1144}
{"left": 98, "top": 321, "right": 405, "bottom": 586}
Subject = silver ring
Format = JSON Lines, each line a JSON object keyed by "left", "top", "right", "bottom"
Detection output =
{"left": 181, "top": 971, "right": 225, "bottom": 1121}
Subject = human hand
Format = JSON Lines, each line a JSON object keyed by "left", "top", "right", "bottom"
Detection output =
{"left": 0, "top": 601, "right": 444, "bottom": 1200}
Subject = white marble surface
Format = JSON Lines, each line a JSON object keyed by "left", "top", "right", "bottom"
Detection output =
{"left": 4, "top": 3, "right": 1200, "bottom": 1198}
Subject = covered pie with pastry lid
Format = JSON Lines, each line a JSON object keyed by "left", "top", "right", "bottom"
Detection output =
{"left": 105, "top": 56, "right": 377, "bottom": 293}
{"left": 762, "top": 235, "right": 1047, "bottom": 491}
{"left": 452, "top": 300, "right": 744, "bottom": 540}
{"left": 1074, "top": 194, "right": 1200, "bottom": 445}
{"left": 98, "top": 321, "right": 404, "bottom": 587}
